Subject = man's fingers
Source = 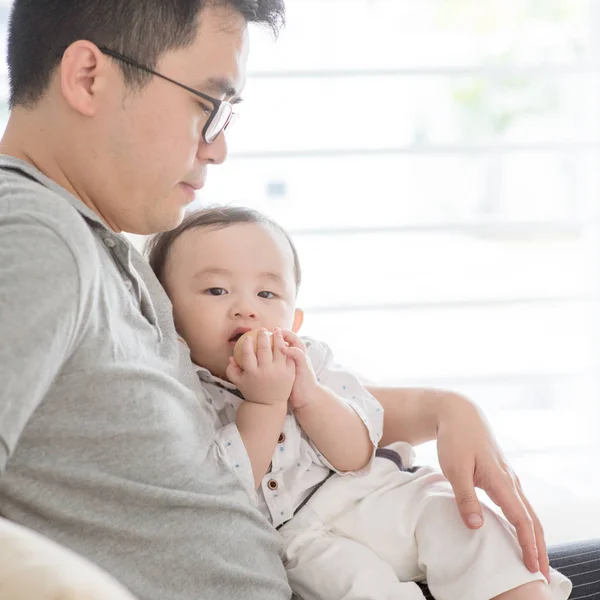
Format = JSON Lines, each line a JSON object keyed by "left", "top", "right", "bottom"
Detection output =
{"left": 447, "top": 468, "right": 484, "bottom": 529}
{"left": 518, "top": 485, "right": 550, "bottom": 581}
{"left": 485, "top": 478, "right": 539, "bottom": 575}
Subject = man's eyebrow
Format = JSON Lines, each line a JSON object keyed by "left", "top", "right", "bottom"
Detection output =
{"left": 201, "top": 77, "right": 243, "bottom": 104}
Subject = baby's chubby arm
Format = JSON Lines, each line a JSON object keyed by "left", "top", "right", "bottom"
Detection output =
{"left": 226, "top": 328, "right": 295, "bottom": 488}
{"left": 281, "top": 332, "right": 375, "bottom": 473}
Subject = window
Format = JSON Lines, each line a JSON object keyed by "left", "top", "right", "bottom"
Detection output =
{"left": 198, "top": 0, "right": 600, "bottom": 543}
{"left": 1, "top": 0, "right": 598, "bottom": 543}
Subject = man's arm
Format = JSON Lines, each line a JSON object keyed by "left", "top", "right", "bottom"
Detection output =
{"left": 0, "top": 215, "right": 81, "bottom": 470}
{"left": 365, "top": 386, "right": 464, "bottom": 447}
{"left": 367, "top": 384, "right": 550, "bottom": 581}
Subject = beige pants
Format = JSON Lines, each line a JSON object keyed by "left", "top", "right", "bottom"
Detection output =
{"left": 280, "top": 443, "right": 572, "bottom": 600}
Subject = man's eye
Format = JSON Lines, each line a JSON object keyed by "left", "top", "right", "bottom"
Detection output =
{"left": 258, "top": 291, "right": 276, "bottom": 299}
{"left": 197, "top": 101, "right": 212, "bottom": 115}
{"left": 205, "top": 288, "right": 227, "bottom": 296}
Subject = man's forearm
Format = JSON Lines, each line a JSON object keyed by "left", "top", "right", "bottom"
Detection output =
{"left": 294, "top": 385, "right": 373, "bottom": 472}
{"left": 237, "top": 401, "right": 288, "bottom": 488}
{"left": 366, "top": 386, "right": 472, "bottom": 447}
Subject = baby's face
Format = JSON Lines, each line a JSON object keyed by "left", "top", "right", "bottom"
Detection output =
{"left": 164, "top": 222, "right": 300, "bottom": 378}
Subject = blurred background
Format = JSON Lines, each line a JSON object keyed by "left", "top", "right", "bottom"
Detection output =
{"left": 1, "top": 0, "right": 599, "bottom": 543}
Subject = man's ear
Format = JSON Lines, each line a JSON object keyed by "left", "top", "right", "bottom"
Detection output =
{"left": 292, "top": 308, "right": 304, "bottom": 333}
{"left": 59, "top": 41, "right": 109, "bottom": 117}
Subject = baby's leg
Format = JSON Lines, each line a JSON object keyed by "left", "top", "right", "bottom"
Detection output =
{"left": 492, "top": 581, "right": 549, "bottom": 599}
{"left": 281, "top": 524, "right": 425, "bottom": 600}
{"left": 411, "top": 477, "right": 570, "bottom": 600}
{"left": 322, "top": 464, "right": 571, "bottom": 600}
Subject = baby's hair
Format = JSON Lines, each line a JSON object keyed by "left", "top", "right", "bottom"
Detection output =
{"left": 145, "top": 205, "right": 302, "bottom": 290}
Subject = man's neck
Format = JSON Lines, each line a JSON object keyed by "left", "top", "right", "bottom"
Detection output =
{"left": 0, "top": 109, "right": 118, "bottom": 231}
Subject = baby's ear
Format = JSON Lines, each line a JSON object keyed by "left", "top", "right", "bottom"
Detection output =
{"left": 292, "top": 308, "right": 304, "bottom": 333}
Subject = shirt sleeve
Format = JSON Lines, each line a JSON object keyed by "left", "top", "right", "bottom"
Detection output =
{"left": 304, "top": 338, "right": 384, "bottom": 476}
{"left": 0, "top": 214, "right": 81, "bottom": 472}
{"left": 213, "top": 423, "right": 257, "bottom": 505}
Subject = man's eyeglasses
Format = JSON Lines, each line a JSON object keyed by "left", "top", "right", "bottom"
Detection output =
{"left": 99, "top": 47, "right": 238, "bottom": 144}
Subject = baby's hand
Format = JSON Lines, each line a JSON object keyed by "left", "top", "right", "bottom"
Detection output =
{"left": 280, "top": 331, "right": 319, "bottom": 410}
{"left": 226, "top": 328, "right": 295, "bottom": 406}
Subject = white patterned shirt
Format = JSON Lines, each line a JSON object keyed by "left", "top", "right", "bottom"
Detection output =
{"left": 197, "top": 337, "right": 384, "bottom": 528}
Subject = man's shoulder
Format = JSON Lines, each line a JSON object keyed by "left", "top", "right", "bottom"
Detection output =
{"left": 0, "top": 163, "right": 102, "bottom": 265}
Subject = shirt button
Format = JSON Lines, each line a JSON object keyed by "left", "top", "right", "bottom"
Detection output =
{"left": 124, "top": 280, "right": 133, "bottom": 290}
{"left": 267, "top": 479, "right": 279, "bottom": 491}
{"left": 103, "top": 237, "right": 116, "bottom": 249}
{"left": 278, "top": 433, "right": 286, "bottom": 444}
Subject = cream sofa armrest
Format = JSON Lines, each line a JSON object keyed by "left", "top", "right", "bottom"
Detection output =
{"left": 0, "top": 517, "right": 137, "bottom": 600}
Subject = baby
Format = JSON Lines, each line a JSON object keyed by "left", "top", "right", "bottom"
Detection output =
{"left": 146, "top": 206, "right": 571, "bottom": 600}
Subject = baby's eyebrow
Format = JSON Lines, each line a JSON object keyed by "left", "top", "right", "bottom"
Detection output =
{"left": 261, "top": 272, "right": 285, "bottom": 284}
{"left": 191, "top": 269, "right": 287, "bottom": 285}
{"left": 192, "top": 267, "right": 231, "bottom": 278}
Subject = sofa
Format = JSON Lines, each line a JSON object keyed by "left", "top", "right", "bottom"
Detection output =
{"left": 0, "top": 517, "right": 137, "bottom": 599}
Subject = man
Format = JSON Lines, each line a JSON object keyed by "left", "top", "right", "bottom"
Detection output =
{"left": 0, "top": 1, "right": 597, "bottom": 599}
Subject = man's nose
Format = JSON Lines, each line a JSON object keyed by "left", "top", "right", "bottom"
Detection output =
{"left": 197, "top": 130, "right": 228, "bottom": 166}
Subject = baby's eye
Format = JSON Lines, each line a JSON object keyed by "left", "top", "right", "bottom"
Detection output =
{"left": 205, "top": 287, "right": 227, "bottom": 296}
{"left": 258, "top": 291, "right": 276, "bottom": 299}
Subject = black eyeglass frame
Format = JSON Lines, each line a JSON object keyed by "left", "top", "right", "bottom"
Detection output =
{"left": 98, "top": 46, "right": 237, "bottom": 144}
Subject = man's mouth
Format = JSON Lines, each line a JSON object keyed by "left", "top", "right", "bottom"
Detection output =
{"left": 181, "top": 177, "right": 205, "bottom": 191}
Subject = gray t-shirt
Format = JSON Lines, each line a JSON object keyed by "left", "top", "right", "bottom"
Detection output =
{"left": 0, "top": 156, "right": 291, "bottom": 600}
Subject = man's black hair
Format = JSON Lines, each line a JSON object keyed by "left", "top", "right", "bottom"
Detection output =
{"left": 7, "top": 0, "right": 285, "bottom": 107}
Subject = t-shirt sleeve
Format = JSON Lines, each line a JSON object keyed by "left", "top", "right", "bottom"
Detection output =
{"left": 201, "top": 383, "right": 257, "bottom": 504}
{"left": 213, "top": 423, "right": 257, "bottom": 505}
{"left": 0, "top": 214, "right": 81, "bottom": 471}
{"left": 304, "top": 337, "right": 384, "bottom": 475}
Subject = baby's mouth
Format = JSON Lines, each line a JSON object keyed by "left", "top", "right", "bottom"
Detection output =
{"left": 229, "top": 333, "right": 244, "bottom": 344}
{"left": 228, "top": 327, "right": 253, "bottom": 345}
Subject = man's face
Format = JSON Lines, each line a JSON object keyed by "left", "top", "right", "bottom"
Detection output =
{"left": 93, "top": 6, "right": 249, "bottom": 234}
{"left": 164, "top": 223, "right": 299, "bottom": 379}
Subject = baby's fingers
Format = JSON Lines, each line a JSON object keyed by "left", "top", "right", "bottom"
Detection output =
{"left": 255, "top": 329, "right": 273, "bottom": 366}
{"left": 225, "top": 357, "right": 243, "bottom": 385}
{"left": 283, "top": 345, "right": 308, "bottom": 369}
{"left": 239, "top": 334, "right": 258, "bottom": 370}
{"left": 272, "top": 329, "right": 288, "bottom": 363}
{"left": 279, "top": 329, "right": 305, "bottom": 351}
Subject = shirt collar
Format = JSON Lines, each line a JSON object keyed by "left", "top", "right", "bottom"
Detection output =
{"left": 0, "top": 155, "right": 111, "bottom": 231}
{"left": 194, "top": 362, "right": 238, "bottom": 390}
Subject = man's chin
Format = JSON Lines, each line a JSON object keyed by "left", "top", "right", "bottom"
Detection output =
{"left": 178, "top": 182, "right": 201, "bottom": 205}
{"left": 147, "top": 206, "right": 188, "bottom": 235}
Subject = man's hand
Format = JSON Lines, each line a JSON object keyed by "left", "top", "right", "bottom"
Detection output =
{"left": 370, "top": 387, "right": 550, "bottom": 581}
{"left": 226, "top": 328, "right": 295, "bottom": 405}
{"left": 279, "top": 330, "right": 319, "bottom": 409}
{"left": 436, "top": 398, "right": 550, "bottom": 582}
